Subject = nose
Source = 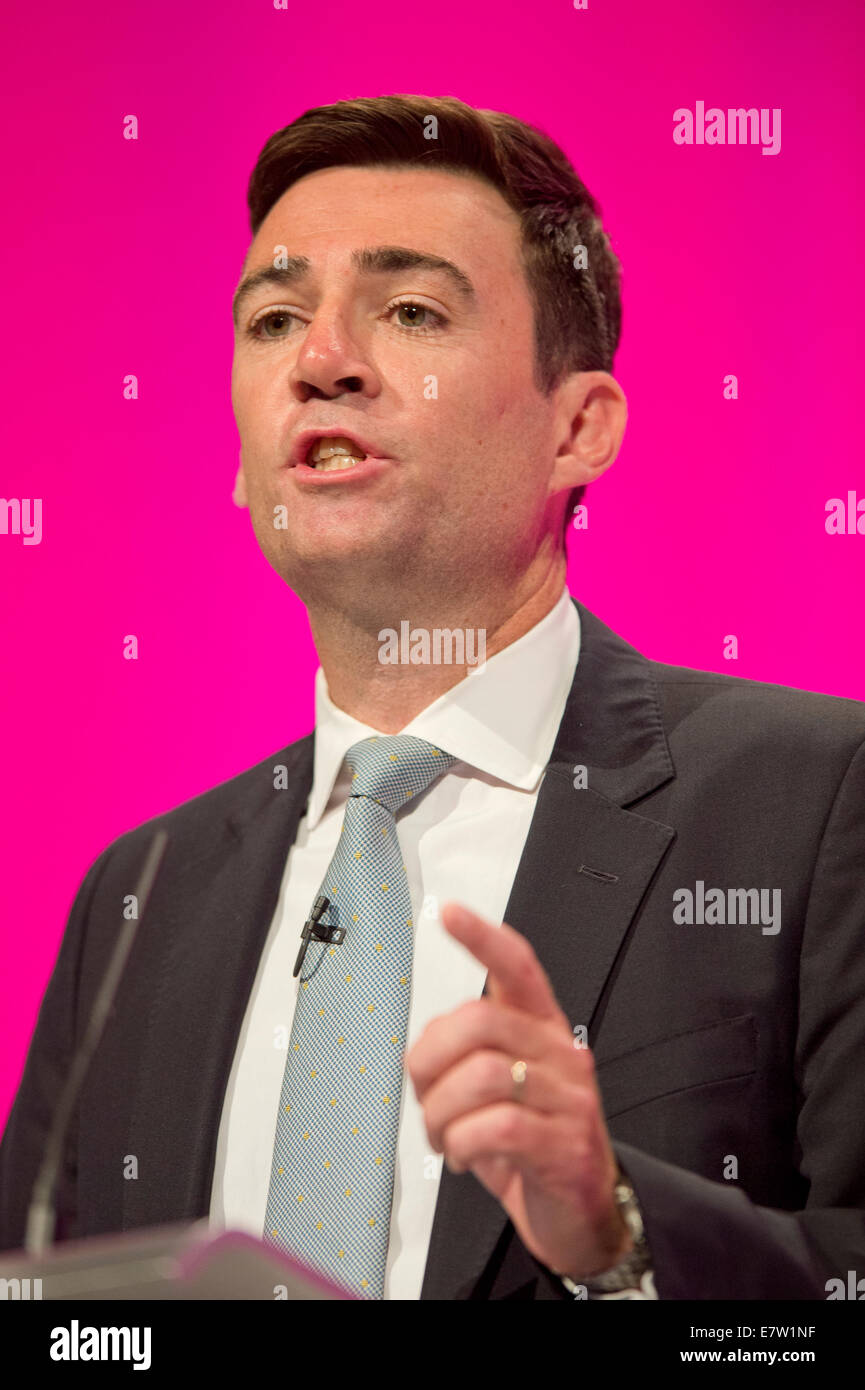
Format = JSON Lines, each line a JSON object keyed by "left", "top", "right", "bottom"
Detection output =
{"left": 289, "top": 301, "right": 381, "bottom": 402}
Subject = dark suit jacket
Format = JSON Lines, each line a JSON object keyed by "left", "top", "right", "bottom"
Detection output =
{"left": 2, "top": 599, "right": 865, "bottom": 1299}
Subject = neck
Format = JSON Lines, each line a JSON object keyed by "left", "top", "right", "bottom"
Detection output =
{"left": 308, "top": 557, "right": 568, "bottom": 732}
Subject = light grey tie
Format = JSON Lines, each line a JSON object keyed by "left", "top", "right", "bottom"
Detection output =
{"left": 264, "top": 733, "right": 457, "bottom": 1298}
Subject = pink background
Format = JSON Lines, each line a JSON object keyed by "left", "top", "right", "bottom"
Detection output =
{"left": 1, "top": 0, "right": 863, "bottom": 1131}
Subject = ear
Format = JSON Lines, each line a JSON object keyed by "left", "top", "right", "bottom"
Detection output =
{"left": 232, "top": 455, "right": 249, "bottom": 508}
{"left": 548, "top": 371, "right": 628, "bottom": 492}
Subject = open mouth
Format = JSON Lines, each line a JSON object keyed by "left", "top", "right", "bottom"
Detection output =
{"left": 305, "top": 435, "right": 369, "bottom": 472}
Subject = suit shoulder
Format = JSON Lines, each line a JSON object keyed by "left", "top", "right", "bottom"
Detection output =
{"left": 646, "top": 656, "right": 865, "bottom": 756}
{"left": 95, "top": 731, "right": 314, "bottom": 864}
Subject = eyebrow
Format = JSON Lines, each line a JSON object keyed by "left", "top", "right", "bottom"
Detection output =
{"left": 231, "top": 244, "right": 477, "bottom": 327}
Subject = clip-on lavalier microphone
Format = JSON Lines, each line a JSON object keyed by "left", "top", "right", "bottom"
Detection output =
{"left": 293, "top": 894, "right": 346, "bottom": 977}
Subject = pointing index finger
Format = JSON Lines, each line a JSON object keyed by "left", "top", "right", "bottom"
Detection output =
{"left": 440, "top": 901, "right": 569, "bottom": 1025}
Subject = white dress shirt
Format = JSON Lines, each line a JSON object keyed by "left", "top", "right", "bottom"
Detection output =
{"left": 209, "top": 587, "right": 582, "bottom": 1297}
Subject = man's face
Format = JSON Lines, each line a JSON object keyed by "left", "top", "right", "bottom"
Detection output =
{"left": 231, "top": 164, "right": 571, "bottom": 614}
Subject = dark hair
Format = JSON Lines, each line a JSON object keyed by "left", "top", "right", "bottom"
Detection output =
{"left": 246, "top": 94, "right": 623, "bottom": 543}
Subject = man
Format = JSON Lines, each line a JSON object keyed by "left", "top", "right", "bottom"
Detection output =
{"left": 2, "top": 94, "right": 864, "bottom": 1301}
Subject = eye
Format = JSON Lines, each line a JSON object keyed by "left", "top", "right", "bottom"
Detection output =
{"left": 389, "top": 297, "right": 447, "bottom": 332}
{"left": 247, "top": 307, "right": 298, "bottom": 340}
{"left": 387, "top": 299, "right": 447, "bottom": 333}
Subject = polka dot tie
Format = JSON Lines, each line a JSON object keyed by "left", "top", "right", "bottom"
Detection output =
{"left": 263, "top": 734, "right": 457, "bottom": 1299}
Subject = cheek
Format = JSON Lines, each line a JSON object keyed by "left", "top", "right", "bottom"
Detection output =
{"left": 420, "top": 372, "right": 510, "bottom": 455}
{"left": 230, "top": 367, "right": 252, "bottom": 432}
{"left": 232, "top": 369, "right": 272, "bottom": 443}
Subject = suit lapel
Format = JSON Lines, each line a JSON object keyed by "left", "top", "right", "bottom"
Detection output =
{"left": 420, "top": 599, "right": 676, "bottom": 1299}
{"left": 124, "top": 736, "right": 315, "bottom": 1230}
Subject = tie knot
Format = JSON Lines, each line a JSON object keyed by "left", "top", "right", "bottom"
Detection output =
{"left": 344, "top": 734, "right": 456, "bottom": 813}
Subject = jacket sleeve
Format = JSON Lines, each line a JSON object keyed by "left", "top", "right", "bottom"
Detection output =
{"left": 609, "top": 735, "right": 865, "bottom": 1300}
{"left": 0, "top": 845, "right": 114, "bottom": 1253}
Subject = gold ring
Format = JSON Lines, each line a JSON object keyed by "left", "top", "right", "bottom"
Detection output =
{"left": 511, "top": 1059, "right": 527, "bottom": 1101}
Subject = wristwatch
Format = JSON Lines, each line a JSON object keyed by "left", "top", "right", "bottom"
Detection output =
{"left": 582, "top": 1165, "right": 653, "bottom": 1294}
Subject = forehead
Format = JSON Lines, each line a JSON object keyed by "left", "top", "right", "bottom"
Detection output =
{"left": 246, "top": 164, "right": 525, "bottom": 287}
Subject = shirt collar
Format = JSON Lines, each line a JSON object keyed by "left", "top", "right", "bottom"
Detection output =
{"left": 305, "top": 586, "right": 581, "bottom": 829}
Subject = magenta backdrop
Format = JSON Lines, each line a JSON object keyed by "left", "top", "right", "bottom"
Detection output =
{"left": 1, "top": 0, "right": 863, "bottom": 1131}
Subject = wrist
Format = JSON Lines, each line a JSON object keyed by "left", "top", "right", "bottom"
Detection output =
{"left": 553, "top": 1163, "right": 635, "bottom": 1283}
{"left": 555, "top": 1161, "right": 653, "bottom": 1294}
{"left": 584, "top": 1163, "right": 653, "bottom": 1294}
{"left": 584, "top": 1200, "right": 635, "bottom": 1278}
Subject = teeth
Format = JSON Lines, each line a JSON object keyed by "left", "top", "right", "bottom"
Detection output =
{"left": 312, "top": 455, "right": 363, "bottom": 472}
{"left": 307, "top": 434, "right": 368, "bottom": 465}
